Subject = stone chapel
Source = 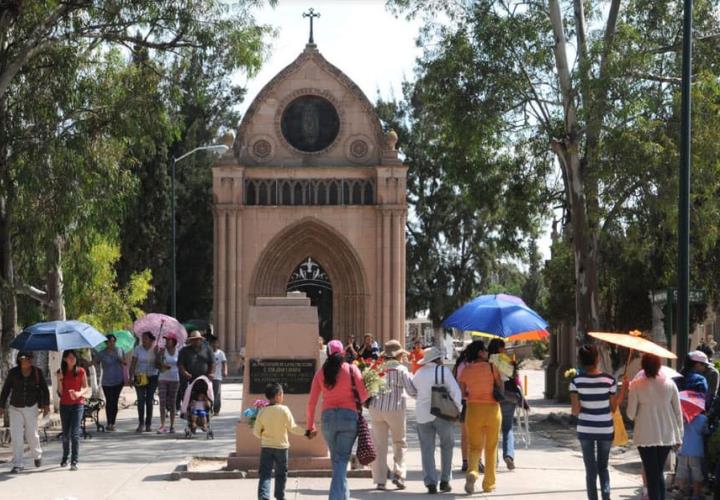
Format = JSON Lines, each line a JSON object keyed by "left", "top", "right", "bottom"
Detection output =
{"left": 211, "top": 42, "right": 408, "bottom": 370}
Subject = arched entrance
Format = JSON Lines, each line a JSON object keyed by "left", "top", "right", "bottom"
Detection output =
{"left": 287, "top": 257, "right": 333, "bottom": 343}
{"left": 249, "top": 218, "right": 368, "bottom": 341}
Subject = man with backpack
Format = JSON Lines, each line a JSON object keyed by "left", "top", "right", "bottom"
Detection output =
{"left": 0, "top": 351, "right": 51, "bottom": 473}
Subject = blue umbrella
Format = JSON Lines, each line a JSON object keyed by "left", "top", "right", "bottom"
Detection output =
{"left": 10, "top": 320, "right": 107, "bottom": 352}
{"left": 441, "top": 294, "right": 548, "bottom": 337}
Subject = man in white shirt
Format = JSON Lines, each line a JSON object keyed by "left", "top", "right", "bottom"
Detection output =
{"left": 210, "top": 336, "right": 227, "bottom": 415}
{"left": 409, "top": 346, "right": 463, "bottom": 494}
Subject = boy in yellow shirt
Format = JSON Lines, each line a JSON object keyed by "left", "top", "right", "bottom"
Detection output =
{"left": 253, "top": 383, "right": 307, "bottom": 500}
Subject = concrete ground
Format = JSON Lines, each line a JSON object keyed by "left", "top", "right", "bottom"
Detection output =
{"left": 0, "top": 369, "right": 649, "bottom": 500}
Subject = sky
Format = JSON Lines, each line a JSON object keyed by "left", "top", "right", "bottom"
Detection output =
{"left": 235, "top": 0, "right": 554, "bottom": 260}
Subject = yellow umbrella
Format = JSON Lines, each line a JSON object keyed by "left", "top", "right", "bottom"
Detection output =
{"left": 588, "top": 331, "right": 677, "bottom": 359}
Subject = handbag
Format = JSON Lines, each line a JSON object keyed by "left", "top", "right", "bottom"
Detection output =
{"left": 350, "top": 369, "right": 376, "bottom": 466}
{"left": 491, "top": 364, "right": 505, "bottom": 402}
{"left": 430, "top": 366, "right": 460, "bottom": 421}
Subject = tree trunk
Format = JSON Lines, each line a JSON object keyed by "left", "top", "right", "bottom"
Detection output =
{"left": 46, "top": 236, "right": 66, "bottom": 410}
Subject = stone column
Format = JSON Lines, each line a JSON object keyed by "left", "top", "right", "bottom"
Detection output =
{"left": 233, "top": 206, "right": 243, "bottom": 353}
{"left": 227, "top": 206, "right": 238, "bottom": 353}
{"left": 392, "top": 209, "right": 404, "bottom": 343}
{"left": 382, "top": 208, "right": 391, "bottom": 341}
{"left": 215, "top": 206, "right": 228, "bottom": 350}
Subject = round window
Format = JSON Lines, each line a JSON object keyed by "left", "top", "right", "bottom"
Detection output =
{"left": 280, "top": 95, "right": 340, "bottom": 153}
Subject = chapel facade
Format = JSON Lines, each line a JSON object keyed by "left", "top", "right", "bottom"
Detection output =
{"left": 211, "top": 43, "right": 407, "bottom": 368}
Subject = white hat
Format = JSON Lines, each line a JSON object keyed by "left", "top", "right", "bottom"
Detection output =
{"left": 688, "top": 350, "right": 711, "bottom": 366}
{"left": 418, "top": 346, "right": 443, "bottom": 365}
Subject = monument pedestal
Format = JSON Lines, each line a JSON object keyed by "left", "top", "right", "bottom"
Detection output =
{"left": 229, "top": 293, "right": 330, "bottom": 470}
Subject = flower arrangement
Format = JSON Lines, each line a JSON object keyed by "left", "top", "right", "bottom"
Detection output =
{"left": 564, "top": 368, "right": 577, "bottom": 379}
{"left": 241, "top": 399, "right": 270, "bottom": 428}
{"left": 353, "top": 357, "right": 387, "bottom": 396}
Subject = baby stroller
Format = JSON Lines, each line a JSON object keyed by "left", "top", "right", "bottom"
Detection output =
{"left": 180, "top": 375, "right": 215, "bottom": 439}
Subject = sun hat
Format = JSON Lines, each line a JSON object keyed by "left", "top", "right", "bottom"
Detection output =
{"left": 187, "top": 330, "right": 204, "bottom": 341}
{"left": 381, "top": 340, "right": 407, "bottom": 359}
{"left": 418, "top": 346, "right": 443, "bottom": 365}
{"left": 688, "top": 350, "right": 711, "bottom": 366}
{"left": 327, "top": 339, "right": 344, "bottom": 355}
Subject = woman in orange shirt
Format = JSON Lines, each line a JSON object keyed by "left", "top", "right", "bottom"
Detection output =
{"left": 458, "top": 340, "right": 502, "bottom": 494}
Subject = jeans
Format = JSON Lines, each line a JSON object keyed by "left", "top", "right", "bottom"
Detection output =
{"left": 500, "top": 399, "right": 516, "bottom": 459}
{"left": 321, "top": 408, "right": 358, "bottom": 500}
{"left": 638, "top": 446, "right": 671, "bottom": 500}
{"left": 60, "top": 404, "right": 83, "bottom": 464}
{"left": 135, "top": 375, "right": 158, "bottom": 427}
{"left": 212, "top": 379, "right": 222, "bottom": 414}
{"left": 417, "top": 417, "right": 454, "bottom": 486}
{"left": 258, "top": 447, "right": 289, "bottom": 500}
{"left": 103, "top": 384, "right": 123, "bottom": 426}
{"left": 9, "top": 404, "right": 42, "bottom": 468}
{"left": 579, "top": 439, "right": 612, "bottom": 500}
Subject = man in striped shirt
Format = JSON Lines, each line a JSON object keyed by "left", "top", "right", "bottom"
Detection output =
{"left": 368, "top": 340, "right": 417, "bottom": 490}
{"left": 569, "top": 344, "right": 627, "bottom": 500}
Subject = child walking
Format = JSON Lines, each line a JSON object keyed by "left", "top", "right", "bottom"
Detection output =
{"left": 675, "top": 406, "right": 708, "bottom": 500}
{"left": 253, "top": 383, "right": 308, "bottom": 500}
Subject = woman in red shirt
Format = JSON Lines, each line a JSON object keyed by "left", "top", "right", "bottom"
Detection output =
{"left": 306, "top": 340, "right": 369, "bottom": 500}
{"left": 57, "top": 350, "right": 90, "bottom": 470}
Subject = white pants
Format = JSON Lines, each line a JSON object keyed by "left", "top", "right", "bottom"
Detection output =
{"left": 9, "top": 404, "right": 42, "bottom": 468}
{"left": 369, "top": 407, "right": 407, "bottom": 484}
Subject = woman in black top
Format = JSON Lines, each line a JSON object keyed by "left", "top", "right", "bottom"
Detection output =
{"left": 0, "top": 352, "right": 50, "bottom": 473}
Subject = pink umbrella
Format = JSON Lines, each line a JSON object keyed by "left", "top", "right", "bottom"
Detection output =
{"left": 133, "top": 313, "right": 187, "bottom": 348}
{"left": 679, "top": 390, "right": 705, "bottom": 423}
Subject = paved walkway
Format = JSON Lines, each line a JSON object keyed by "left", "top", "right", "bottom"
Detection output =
{"left": 0, "top": 370, "right": 647, "bottom": 499}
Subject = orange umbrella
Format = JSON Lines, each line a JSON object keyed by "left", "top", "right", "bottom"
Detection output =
{"left": 470, "top": 329, "right": 549, "bottom": 342}
{"left": 588, "top": 331, "right": 677, "bottom": 359}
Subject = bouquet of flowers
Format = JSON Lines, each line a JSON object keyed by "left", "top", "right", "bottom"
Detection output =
{"left": 354, "top": 357, "right": 387, "bottom": 397}
{"left": 241, "top": 399, "right": 270, "bottom": 428}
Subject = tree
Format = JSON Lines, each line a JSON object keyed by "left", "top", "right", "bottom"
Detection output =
{"left": 0, "top": 2, "right": 273, "bottom": 360}
{"left": 390, "top": 0, "right": 720, "bottom": 337}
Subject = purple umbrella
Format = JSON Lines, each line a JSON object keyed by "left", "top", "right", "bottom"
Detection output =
{"left": 133, "top": 313, "right": 187, "bottom": 348}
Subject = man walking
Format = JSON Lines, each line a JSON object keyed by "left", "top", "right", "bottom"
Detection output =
{"left": 177, "top": 331, "right": 215, "bottom": 412}
{"left": 0, "top": 352, "right": 50, "bottom": 473}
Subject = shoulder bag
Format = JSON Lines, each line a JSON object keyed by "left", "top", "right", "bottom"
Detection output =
{"left": 350, "top": 367, "right": 376, "bottom": 466}
{"left": 430, "top": 365, "right": 460, "bottom": 421}
{"left": 490, "top": 364, "right": 505, "bottom": 402}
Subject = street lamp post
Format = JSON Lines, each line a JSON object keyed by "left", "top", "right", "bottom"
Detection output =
{"left": 678, "top": 0, "right": 692, "bottom": 364}
{"left": 171, "top": 144, "right": 229, "bottom": 318}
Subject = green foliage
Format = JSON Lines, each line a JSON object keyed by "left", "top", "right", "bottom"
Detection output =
{"left": 65, "top": 236, "right": 151, "bottom": 333}
{"left": 389, "top": 0, "right": 720, "bottom": 332}
{"left": 531, "top": 341, "right": 549, "bottom": 360}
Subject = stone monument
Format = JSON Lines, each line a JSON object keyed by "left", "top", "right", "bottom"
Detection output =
{"left": 228, "top": 291, "right": 330, "bottom": 470}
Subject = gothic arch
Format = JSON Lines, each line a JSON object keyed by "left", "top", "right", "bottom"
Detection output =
{"left": 249, "top": 218, "right": 368, "bottom": 339}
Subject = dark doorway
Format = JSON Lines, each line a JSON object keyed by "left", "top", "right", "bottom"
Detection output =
{"left": 287, "top": 257, "right": 333, "bottom": 343}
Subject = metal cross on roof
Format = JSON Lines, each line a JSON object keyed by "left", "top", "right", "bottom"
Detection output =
{"left": 302, "top": 8, "right": 320, "bottom": 45}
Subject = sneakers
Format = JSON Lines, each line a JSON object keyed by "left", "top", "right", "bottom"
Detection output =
{"left": 135, "top": 425, "right": 143, "bottom": 433}
{"left": 60, "top": 458, "right": 68, "bottom": 467}
{"left": 10, "top": 466, "right": 22, "bottom": 474}
{"left": 465, "top": 473, "right": 477, "bottom": 494}
{"left": 144, "top": 425, "right": 151, "bottom": 432}
{"left": 392, "top": 476, "right": 406, "bottom": 490}
{"left": 504, "top": 456, "right": 515, "bottom": 470}
{"left": 70, "top": 463, "right": 78, "bottom": 471}
{"left": 426, "top": 484, "right": 438, "bottom": 494}
{"left": 376, "top": 484, "right": 386, "bottom": 490}
{"left": 34, "top": 458, "right": 42, "bottom": 467}
{"left": 478, "top": 462, "right": 485, "bottom": 473}
{"left": 439, "top": 481, "right": 452, "bottom": 493}
{"left": 157, "top": 426, "right": 168, "bottom": 434}
{"left": 168, "top": 427, "right": 175, "bottom": 434}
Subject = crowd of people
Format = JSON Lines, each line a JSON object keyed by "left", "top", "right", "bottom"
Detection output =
{"left": 252, "top": 335, "right": 524, "bottom": 500}
{"left": 0, "top": 329, "right": 227, "bottom": 472}
{"left": 570, "top": 343, "right": 720, "bottom": 500}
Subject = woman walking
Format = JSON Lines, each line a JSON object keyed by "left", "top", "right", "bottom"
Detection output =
{"left": 129, "top": 331, "right": 159, "bottom": 432}
{"left": 411, "top": 346, "right": 463, "bottom": 494}
{"left": 368, "top": 340, "right": 416, "bottom": 490}
{"left": 569, "top": 344, "right": 627, "bottom": 500}
{"left": 488, "top": 338, "right": 520, "bottom": 470}
{"left": 96, "top": 334, "right": 126, "bottom": 431}
{"left": 458, "top": 340, "right": 503, "bottom": 494}
{"left": 57, "top": 350, "right": 90, "bottom": 470}
{"left": 627, "top": 353, "right": 683, "bottom": 500}
{"left": 156, "top": 336, "right": 180, "bottom": 433}
{"left": 307, "top": 340, "right": 369, "bottom": 500}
